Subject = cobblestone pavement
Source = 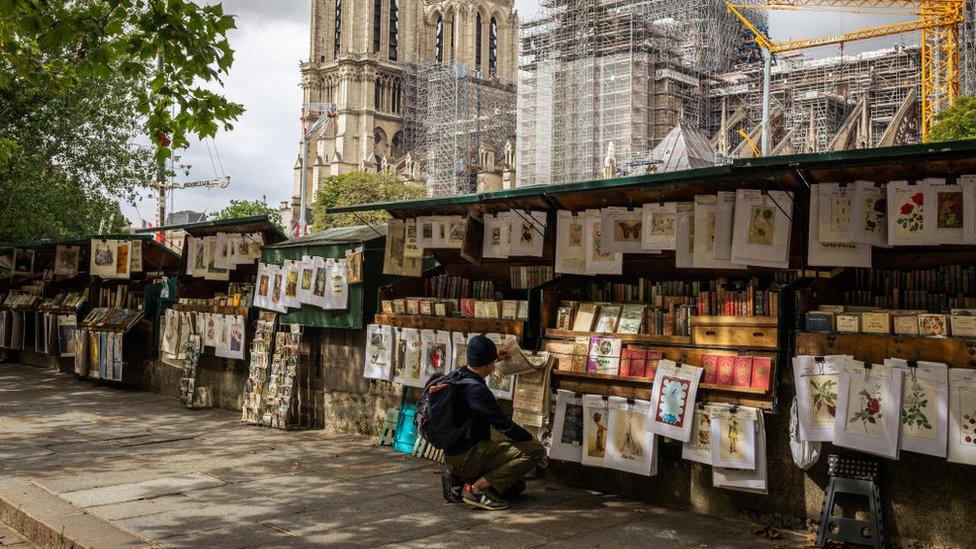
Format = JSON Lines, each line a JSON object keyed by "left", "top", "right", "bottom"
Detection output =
{"left": 0, "top": 363, "right": 805, "bottom": 548}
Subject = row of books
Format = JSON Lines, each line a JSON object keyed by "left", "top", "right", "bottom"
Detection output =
{"left": 851, "top": 265, "right": 976, "bottom": 296}
{"left": 700, "top": 354, "right": 773, "bottom": 391}
{"left": 510, "top": 265, "right": 554, "bottom": 290}
{"left": 558, "top": 336, "right": 663, "bottom": 378}
{"left": 424, "top": 275, "right": 496, "bottom": 300}
{"left": 95, "top": 285, "right": 145, "bottom": 310}
{"left": 557, "top": 300, "right": 740, "bottom": 337}
{"left": 175, "top": 282, "right": 255, "bottom": 312}
{"left": 571, "top": 277, "right": 781, "bottom": 316}
{"left": 805, "top": 306, "right": 976, "bottom": 338}
{"left": 38, "top": 292, "right": 87, "bottom": 312}
{"left": 842, "top": 290, "right": 976, "bottom": 313}
{"left": 381, "top": 297, "right": 530, "bottom": 321}
{"left": 79, "top": 307, "right": 144, "bottom": 332}
{"left": 1, "top": 293, "right": 42, "bottom": 309}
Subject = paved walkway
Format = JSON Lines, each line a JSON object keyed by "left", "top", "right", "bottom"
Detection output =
{"left": 0, "top": 363, "right": 804, "bottom": 548}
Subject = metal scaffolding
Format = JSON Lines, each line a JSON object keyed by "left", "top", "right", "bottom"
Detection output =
{"left": 963, "top": 0, "right": 976, "bottom": 96}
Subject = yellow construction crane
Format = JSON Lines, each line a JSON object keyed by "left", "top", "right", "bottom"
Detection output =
{"left": 726, "top": 0, "right": 965, "bottom": 151}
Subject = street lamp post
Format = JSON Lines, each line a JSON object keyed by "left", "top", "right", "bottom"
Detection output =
{"left": 297, "top": 103, "right": 337, "bottom": 236}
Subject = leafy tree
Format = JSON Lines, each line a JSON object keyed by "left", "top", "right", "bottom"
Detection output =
{"left": 925, "top": 96, "right": 976, "bottom": 143}
{"left": 1, "top": 0, "right": 244, "bottom": 162}
{"left": 217, "top": 199, "right": 281, "bottom": 226}
{"left": 311, "top": 172, "right": 427, "bottom": 232}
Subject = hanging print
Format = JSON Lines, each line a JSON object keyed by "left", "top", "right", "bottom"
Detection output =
{"left": 601, "top": 207, "right": 648, "bottom": 254}
{"left": 323, "top": 258, "right": 349, "bottom": 310}
{"left": 730, "top": 189, "right": 793, "bottom": 268}
{"left": 581, "top": 394, "right": 609, "bottom": 467}
{"left": 604, "top": 397, "right": 657, "bottom": 476}
{"left": 507, "top": 210, "right": 547, "bottom": 257}
{"left": 550, "top": 390, "right": 584, "bottom": 462}
{"left": 555, "top": 211, "right": 586, "bottom": 275}
{"left": 485, "top": 333, "right": 517, "bottom": 399}
{"left": 711, "top": 191, "right": 737, "bottom": 261}
{"left": 649, "top": 360, "right": 703, "bottom": 442}
{"left": 834, "top": 361, "right": 903, "bottom": 458}
{"left": 674, "top": 202, "right": 695, "bottom": 268}
{"left": 682, "top": 404, "right": 715, "bottom": 465}
{"left": 887, "top": 180, "right": 933, "bottom": 245}
{"left": 54, "top": 245, "right": 80, "bottom": 276}
{"left": 713, "top": 412, "right": 768, "bottom": 494}
{"left": 419, "top": 329, "right": 452, "bottom": 382}
{"left": 850, "top": 181, "right": 888, "bottom": 246}
{"left": 886, "top": 358, "right": 948, "bottom": 457}
{"left": 792, "top": 355, "right": 849, "bottom": 442}
{"left": 948, "top": 368, "right": 976, "bottom": 465}
{"left": 363, "top": 324, "right": 393, "bottom": 380}
{"left": 808, "top": 184, "right": 872, "bottom": 267}
{"left": 90, "top": 239, "right": 118, "bottom": 278}
{"left": 583, "top": 209, "right": 622, "bottom": 275}
{"left": 642, "top": 201, "right": 677, "bottom": 250}
{"left": 394, "top": 328, "right": 424, "bottom": 388}
{"left": 817, "top": 183, "right": 853, "bottom": 244}
{"left": 693, "top": 195, "right": 745, "bottom": 269}
{"left": 709, "top": 404, "right": 758, "bottom": 470}
{"left": 483, "top": 212, "right": 512, "bottom": 259}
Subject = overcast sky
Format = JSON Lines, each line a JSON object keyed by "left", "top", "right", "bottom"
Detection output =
{"left": 121, "top": 0, "right": 911, "bottom": 227}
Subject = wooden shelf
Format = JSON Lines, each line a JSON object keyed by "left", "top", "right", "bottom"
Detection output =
{"left": 374, "top": 314, "right": 524, "bottom": 338}
{"left": 552, "top": 369, "right": 654, "bottom": 385}
{"left": 690, "top": 315, "right": 778, "bottom": 326}
{"left": 796, "top": 331, "right": 976, "bottom": 368}
{"left": 699, "top": 383, "right": 769, "bottom": 395}
{"left": 544, "top": 329, "right": 692, "bottom": 346}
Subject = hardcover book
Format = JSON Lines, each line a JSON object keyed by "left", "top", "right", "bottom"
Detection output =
{"left": 804, "top": 311, "right": 834, "bottom": 332}
{"left": 619, "top": 347, "right": 647, "bottom": 377}
{"left": 501, "top": 300, "right": 518, "bottom": 320}
{"left": 861, "top": 312, "right": 891, "bottom": 334}
{"left": 733, "top": 356, "right": 754, "bottom": 388}
{"left": 700, "top": 354, "right": 718, "bottom": 385}
{"left": 571, "top": 336, "right": 590, "bottom": 372}
{"left": 918, "top": 313, "right": 949, "bottom": 337}
{"left": 892, "top": 313, "right": 919, "bottom": 335}
{"left": 572, "top": 303, "right": 598, "bottom": 332}
{"left": 460, "top": 298, "right": 475, "bottom": 318}
{"left": 716, "top": 355, "right": 736, "bottom": 386}
{"left": 835, "top": 314, "right": 861, "bottom": 333}
{"left": 556, "top": 306, "right": 576, "bottom": 330}
{"left": 644, "top": 351, "right": 664, "bottom": 379}
{"left": 586, "top": 336, "right": 621, "bottom": 375}
{"left": 616, "top": 305, "right": 645, "bottom": 334}
{"left": 750, "top": 357, "right": 772, "bottom": 391}
{"left": 594, "top": 305, "right": 622, "bottom": 333}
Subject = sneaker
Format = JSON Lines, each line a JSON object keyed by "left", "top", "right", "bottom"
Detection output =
{"left": 462, "top": 485, "right": 509, "bottom": 510}
{"left": 500, "top": 479, "right": 526, "bottom": 499}
{"left": 441, "top": 469, "right": 463, "bottom": 503}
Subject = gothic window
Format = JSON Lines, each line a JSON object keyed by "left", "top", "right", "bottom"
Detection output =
{"left": 334, "top": 0, "right": 342, "bottom": 58}
{"left": 489, "top": 17, "right": 498, "bottom": 75}
{"left": 435, "top": 16, "right": 444, "bottom": 63}
{"left": 372, "top": 0, "right": 382, "bottom": 53}
{"left": 389, "top": 0, "right": 399, "bottom": 61}
{"left": 375, "top": 80, "right": 382, "bottom": 111}
{"left": 393, "top": 80, "right": 401, "bottom": 113}
{"left": 391, "top": 132, "right": 403, "bottom": 158}
{"left": 475, "top": 13, "right": 482, "bottom": 71}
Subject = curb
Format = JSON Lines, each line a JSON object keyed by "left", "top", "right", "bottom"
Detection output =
{"left": 0, "top": 477, "right": 147, "bottom": 548}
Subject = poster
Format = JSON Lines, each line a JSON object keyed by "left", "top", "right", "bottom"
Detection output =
{"left": 583, "top": 209, "right": 622, "bottom": 275}
{"left": 394, "top": 327, "right": 424, "bottom": 388}
{"left": 363, "top": 324, "right": 393, "bottom": 380}
{"left": 792, "top": 355, "right": 849, "bottom": 442}
{"left": 554, "top": 211, "right": 586, "bottom": 275}
{"left": 601, "top": 207, "right": 648, "bottom": 254}
{"left": 807, "top": 184, "right": 872, "bottom": 267}
{"left": 648, "top": 360, "right": 703, "bottom": 442}
{"left": 507, "top": 210, "right": 547, "bottom": 257}
{"left": 833, "top": 361, "right": 904, "bottom": 459}
{"left": 604, "top": 397, "right": 657, "bottom": 475}
{"left": 886, "top": 358, "right": 948, "bottom": 457}
{"left": 642, "top": 201, "right": 677, "bottom": 251}
{"left": 581, "top": 394, "right": 609, "bottom": 467}
{"left": 730, "top": 189, "right": 793, "bottom": 269}
{"left": 709, "top": 404, "right": 758, "bottom": 470}
{"left": 550, "top": 389, "right": 584, "bottom": 462}
{"left": 850, "top": 181, "right": 888, "bottom": 246}
{"left": 693, "top": 195, "right": 745, "bottom": 270}
{"left": 948, "top": 368, "right": 976, "bottom": 465}
{"left": 54, "top": 245, "right": 80, "bottom": 276}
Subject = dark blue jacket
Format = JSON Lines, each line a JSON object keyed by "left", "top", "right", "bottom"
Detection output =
{"left": 442, "top": 367, "right": 533, "bottom": 456}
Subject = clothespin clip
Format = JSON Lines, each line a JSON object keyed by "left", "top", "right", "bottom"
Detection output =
{"left": 814, "top": 356, "right": 826, "bottom": 374}
{"left": 730, "top": 403, "right": 739, "bottom": 415}
{"left": 907, "top": 359, "right": 919, "bottom": 382}
{"left": 626, "top": 397, "right": 635, "bottom": 405}
{"left": 863, "top": 363, "right": 873, "bottom": 382}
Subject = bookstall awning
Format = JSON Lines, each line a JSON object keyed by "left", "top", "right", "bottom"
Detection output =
{"left": 20, "top": 233, "right": 181, "bottom": 273}
{"left": 326, "top": 139, "right": 976, "bottom": 217}
{"left": 261, "top": 225, "right": 391, "bottom": 329}
{"left": 133, "top": 214, "right": 288, "bottom": 243}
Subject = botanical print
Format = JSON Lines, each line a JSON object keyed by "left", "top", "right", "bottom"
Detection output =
{"left": 894, "top": 190, "right": 924, "bottom": 236}
{"left": 959, "top": 390, "right": 976, "bottom": 446}
{"left": 612, "top": 408, "right": 646, "bottom": 460}
{"left": 650, "top": 212, "right": 674, "bottom": 236}
{"left": 847, "top": 379, "right": 886, "bottom": 439}
{"left": 561, "top": 402, "right": 584, "bottom": 445}
{"left": 902, "top": 379, "right": 937, "bottom": 441}
{"left": 937, "top": 191, "right": 964, "bottom": 229}
{"left": 656, "top": 376, "right": 690, "bottom": 428}
{"left": 569, "top": 221, "right": 583, "bottom": 245}
{"left": 747, "top": 205, "right": 775, "bottom": 246}
{"left": 809, "top": 374, "right": 838, "bottom": 425}
{"left": 829, "top": 193, "right": 851, "bottom": 235}
{"left": 585, "top": 408, "right": 608, "bottom": 459}
{"left": 591, "top": 221, "right": 611, "bottom": 260}
{"left": 614, "top": 221, "right": 641, "bottom": 242}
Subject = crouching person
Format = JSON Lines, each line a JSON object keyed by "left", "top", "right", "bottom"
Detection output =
{"left": 417, "top": 334, "right": 546, "bottom": 511}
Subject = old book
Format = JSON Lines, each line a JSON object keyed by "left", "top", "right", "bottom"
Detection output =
{"left": 586, "top": 336, "right": 621, "bottom": 375}
{"left": 594, "top": 305, "right": 622, "bottom": 333}
{"left": 555, "top": 306, "right": 576, "bottom": 330}
{"left": 805, "top": 311, "right": 834, "bottom": 332}
{"left": 733, "top": 356, "right": 754, "bottom": 388}
{"left": 484, "top": 301, "right": 501, "bottom": 319}
{"left": 501, "top": 300, "right": 518, "bottom": 320}
{"left": 644, "top": 351, "right": 663, "bottom": 379}
{"left": 951, "top": 314, "right": 976, "bottom": 337}
{"left": 918, "top": 313, "right": 949, "bottom": 337}
{"left": 434, "top": 302, "right": 447, "bottom": 317}
{"left": 393, "top": 299, "right": 407, "bottom": 315}
{"left": 616, "top": 304, "right": 645, "bottom": 334}
{"left": 570, "top": 336, "right": 590, "bottom": 372}
{"left": 700, "top": 354, "right": 718, "bottom": 384}
{"left": 380, "top": 300, "right": 394, "bottom": 314}
{"left": 819, "top": 304, "right": 846, "bottom": 314}
{"left": 619, "top": 347, "right": 647, "bottom": 377}
{"left": 460, "top": 298, "right": 475, "bottom": 318}
{"left": 716, "top": 355, "right": 736, "bottom": 386}
{"left": 861, "top": 312, "right": 891, "bottom": 334}
{"left": 406, "top": 298, "right": 420, "bottom": 316}
{"left": 572, "top": 303, "right": 598, "bottom": 332}
{"left": 836, "top": 314, "right": 861, "bottom": 333}
{"left": 892, "top": 313, "right": 919, "bottom": 335}
{"left": 751, "top": 356, "right": 772, "bottom": 391}
{"left": 419, "top": 299, "right": 433, "bottom": 316}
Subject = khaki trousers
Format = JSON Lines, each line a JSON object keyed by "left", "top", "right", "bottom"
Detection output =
{"left": 444, "top": 438, "right": 546, "bottom": 493}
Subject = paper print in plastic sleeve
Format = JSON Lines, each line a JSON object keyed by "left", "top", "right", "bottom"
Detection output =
{"left": 485, "top": 332, "right": 517, "bottom": 399}
{"left": 673, "top": 202, "right": 694, "bottom": 269}
{"left": 807, "top": 184, "right": 872, "bottom": 268}
{"left": 642, "top": 201, "right": 677, "bottom": 250}
{"left": 648, "top": 359, "right": 702, "bottom": 442}
{"left": 550, "top": 390, "right": 584, "bottom": 463}
{"left": 604, "top": 397, "right": 657, "bottom": 476}
{"left": 961, "top": 175, "right": 976, "bottom": 245}
{"left": 90, "top": 239, "right": 118, "bottom": 278}
{"left": 451, "top": 332, "right": 470, "bottom": 370}
{"left": 709, "top": 404, "right": 758, "bottom": 470}
{"left": 601, "top": 207, "right": 650, "bottom": 254}
{"left": 730, "top": 189, "right": 793, "bottom": 269}
{"left": 713, "top": 412, "right": 767, "bottom": 494}
{"left": 483, "top": 212, "right": 512, "bottom": 259}
{"left": 834, "top": 361, "right": 904, "bottom": 459}
{"left": 555, "top": 211, "right": 586, "bottom": 275}
{"left": 850, "top": 181, "right": 888, "bottom": 247}
{"left": 693, "top": 195, "right": 746, "bottom": 270}
{"left": 323, "top": 258, "right": 349, "bottom": 310}
{"left": 363, "top": 324, "right": 394, "bottom": 381}
{"left": 887, "top": 180, "right": 935, "bottom": 246}
{"left": 507, "top": 210, "right": 547, "bottom": 257}
{"left": 948, "top": 368, "right": 976, "bottom": 465}
{"left": 682, "top": 404, "right": 715, "bottom": 465}
{"left": 581, "top": 394, "right": 609, "bottom": 467}
{"left": 394, "top": 327, "right": 424, "bottom": 388}
{"left": 792, "top": 355, "right": 850, "bottom": 442}
{"left": 711, "top": 191, "right": 737, "bottom": 261}
{"left": 817, "top": 183, "right": 854, "bottom": 244}
{"left": 885, "top": 358, "right": 948, "bottom": 457}
{"left": 582, "top": 209, "right": 622, "bottom": 275}
{"left": 419, "top": 329, "right": 452, "bottom": 382}
{"left": 403, "top": 219, "right": 424, "bottom": 259}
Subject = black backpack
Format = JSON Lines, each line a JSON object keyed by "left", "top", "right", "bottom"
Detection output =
{"left": 415, "top": 373, "right": 465, "bottom": 450}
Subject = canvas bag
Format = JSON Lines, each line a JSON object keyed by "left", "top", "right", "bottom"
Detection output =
{"left": 789, "top": 397, "right": 821, "bottom": 470}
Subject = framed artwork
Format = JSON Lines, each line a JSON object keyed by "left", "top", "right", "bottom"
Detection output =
{"left": 681, "top": 404, "right": 714, "bottom": 465}
{"left": 673, "top": 202, "right": 694, "bottom": 269}
{"left": 885, "top": 359, "right": 948, "bottom": 457}
{"left": 807, "top": 185, "right": 872, "bottom": 268}
{"left": 730, "top": 189, "right": 793, "bottom": 269}
{"left": 363, "top": 324, "right": 393, "bottom": 380}
{"left": 601, "top": 207, "right": 648, "bottom": 254}
{"left": 712, "top": 412, "right": 767, "bottom": 494}
{"left": 419, "top": 329, "right": 452, "bottom": 382}
{"left": 887, "top": 180, "right": 933, "bottom": 245}
{"left": 792, "top": 355, "right": 849, "bottom": 442}
{"left": 582, "top": 209, "right": 622, "bottom": 275}
{"left": 641, "top": 201, "right": 677, "bottom": 250}
{"left": 648, "top": 360, "right": 703, "bottom": 442}
{"left": 709, "top": 404, "right": 758, "bottom": 470}
{"left": 394, "top": 328, "right": 425, "bottom": 388}
{"left": 948, "top": 368, "right": 976, "bottom": 465}
{"left": 581, "top": 394, "right": 609, "bottom": 467}
{"left": 834, "top": 361, "right": 904, "bottom": 459}
{"left": 693, "top": 195, "right": 745, "bottom": 270}
{"left": 711, "top": 191, "right": 737, "bottom": 261}
{"left": 554, "top": 211, "right": 586, "bottom": 275}
{"left": 816, "top": 183, "right": 854, "bottom": 244}
{"left": 90, "top": 239, "right": 118, "bottom": 278}
{"left": 54, "top": 245, "right": 80, "bottom": 276}
{"left": 507, "top": 210, "right": 547, "bottom": 257}
{"left": 604, "top": 397, "right": 657, "bottom": 476}
{"left": 850, "top": 181, "right": 888, "bottom": 246}
{"left": 550, "top": 390, "right": 584, "bottom": 462}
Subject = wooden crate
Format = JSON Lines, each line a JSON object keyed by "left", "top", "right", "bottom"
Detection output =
{"left": 691, "top": 315, "right": 778, "bottom": 350}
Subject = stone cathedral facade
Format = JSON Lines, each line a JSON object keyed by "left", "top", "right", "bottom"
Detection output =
{"left": 289, "top": 0, "right": 519, "bottom": 222}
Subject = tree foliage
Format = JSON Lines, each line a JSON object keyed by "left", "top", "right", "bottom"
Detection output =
{"left": 217, "top": 199, "right": 281, "bottom": 226}
{"left": 925, "top": 96, "right": 976, "bottom": 143}
{"left": 311, "top": 172, "right": 427, "bottom": 233}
